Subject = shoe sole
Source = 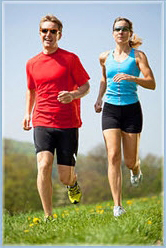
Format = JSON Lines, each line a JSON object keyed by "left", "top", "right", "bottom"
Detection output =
{"left": 131, "top": 174, "right": 143, "bottom": 187}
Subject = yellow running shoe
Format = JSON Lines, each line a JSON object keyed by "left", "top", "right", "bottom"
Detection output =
{"left": 67, "top": 182, "right": 82, "bottom": 204}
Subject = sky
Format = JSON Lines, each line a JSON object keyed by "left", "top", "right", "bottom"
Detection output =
{"left": 2, "top": 1, "right": 164, "bottom": 159}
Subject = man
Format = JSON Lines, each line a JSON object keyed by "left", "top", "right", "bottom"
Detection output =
{"left": 22, "top": 14, "right": 90, "bottom": 221}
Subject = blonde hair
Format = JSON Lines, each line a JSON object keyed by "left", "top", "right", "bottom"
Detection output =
{"left": 39, "top": 14, "right": 63, "bottom": 32}
{"left": 113, "top": 17, "right": 142, "bottom": 48}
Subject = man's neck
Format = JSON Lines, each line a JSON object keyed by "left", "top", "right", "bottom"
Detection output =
{"left": 43, "top": 46, "right": 59, "bottom": 55}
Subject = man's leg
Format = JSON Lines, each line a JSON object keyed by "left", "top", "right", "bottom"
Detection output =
{"left": 37, "top": 151, "right": 54, "bottom": 217}
{"left": 58, "top": 164, "right": 81, "bottom": 204}
{"left": 58, "top": 165, "right": 77, "bottom": 186}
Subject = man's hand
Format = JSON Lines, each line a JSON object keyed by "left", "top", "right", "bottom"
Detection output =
{"left": 57, "top": 91, "right": 74, "bottom": 104}
{"left": 22, "top": 114, "right": 32, "bottom": 131}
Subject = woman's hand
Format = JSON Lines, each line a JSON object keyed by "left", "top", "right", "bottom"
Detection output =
{"left": 94, "top": 99, "right": 103, "bottom": 113}
{"left": 113, "top": 73, "right": 134, "bottom": 83}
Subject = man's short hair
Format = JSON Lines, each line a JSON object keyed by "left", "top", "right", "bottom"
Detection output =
{"left": 39, "top": 14, "right": 63, "bottom": 32}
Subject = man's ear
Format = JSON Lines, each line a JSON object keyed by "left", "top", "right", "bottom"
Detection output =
{"left": 57, "top": 31, "right": 62, "bottom": 40}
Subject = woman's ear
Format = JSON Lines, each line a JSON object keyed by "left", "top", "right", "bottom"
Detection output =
{"left": 130, "top": 31, "right": 133, "bottom": 38}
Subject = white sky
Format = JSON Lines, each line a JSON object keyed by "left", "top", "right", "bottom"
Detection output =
{"left": 2, "top": 1, "right": 164, "bottom": 158}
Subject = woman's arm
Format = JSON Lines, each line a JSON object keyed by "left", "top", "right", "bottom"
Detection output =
{"left": 113, "top": 50, "right": 156, "bottom": 90}
{"left": 94, "top": 51, "right": 109, "bottom": 113}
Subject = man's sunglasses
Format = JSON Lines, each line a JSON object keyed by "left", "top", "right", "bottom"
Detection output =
{"left": 40, "top": 28, "right": 59, "bottom": 34}
{"left": 114, "top": 26, "right": 130, "bottom": 32}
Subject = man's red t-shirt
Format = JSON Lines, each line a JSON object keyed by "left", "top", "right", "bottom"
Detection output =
{"left": 26, "top": 48, "right": 90, "bottom": 128}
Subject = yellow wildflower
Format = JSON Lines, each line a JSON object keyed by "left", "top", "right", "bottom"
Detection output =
{"left": 99, "top": 209, "right": 104, "bottom": 214}
{"left": 29, "top": 223, "right": 34, "bottom": 227}
{"left": 33, "top": 217, "right": 40, "bottom": 224}
{"left": 147, "top": 220, "right": 152, "bottom": 225}
{"left": 53, "top": 213, "right": 58, "bottom": 219}
{"left": 96, "top": 205, "right": 102, "bottom": 209}
{"left": 96, "top": 209, "right": 104, "bottom": 214}
{"left": 24, "top": 230, "right": 30, "bottom": 233}
{"left": 127, "top": 200, "right": 133, "bottom": 205}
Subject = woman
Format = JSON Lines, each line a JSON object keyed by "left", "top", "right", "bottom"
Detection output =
{"left": 94, "top": 17, "right": 156, "bottom": 217}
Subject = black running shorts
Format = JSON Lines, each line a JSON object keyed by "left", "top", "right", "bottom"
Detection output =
{"left": 34, "top": 127, "right": 78, "bottom": 166}
{"left": 102, "top": 101, "right": 143, "bottom": 133}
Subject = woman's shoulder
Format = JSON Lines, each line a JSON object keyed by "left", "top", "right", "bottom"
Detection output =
{"left": 134, "top": 49, "right": 146, "bottom": 59}
{"left": 99, "top": 50, "right": 110, "bottom": 66}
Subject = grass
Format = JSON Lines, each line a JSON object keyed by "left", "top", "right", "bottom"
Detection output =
{"left": 3, "top": 195, "right": 163, "bottom": 246}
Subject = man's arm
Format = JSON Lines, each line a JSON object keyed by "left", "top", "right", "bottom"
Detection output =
{"left": 57, "top": 81, "right": 90, "bottom": 104}
{"left": 22, "top": 89, "right": 36, "bottom": 130}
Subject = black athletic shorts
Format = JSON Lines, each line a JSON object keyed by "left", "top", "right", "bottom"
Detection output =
{"left": 33, "top": 127, "right": 78, "bottom": 166}
{"left": 102, "top": 101, "right": 143, "bottom": 133}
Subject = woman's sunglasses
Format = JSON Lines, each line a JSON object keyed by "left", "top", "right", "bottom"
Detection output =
{"left": 114, "top": 26, "right": 130, "bottom": 32}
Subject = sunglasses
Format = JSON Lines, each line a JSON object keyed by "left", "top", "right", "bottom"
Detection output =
{"left": 114, "top": 26, "right": 130, "bottom": 32}
{"left": 40, "top": 28, "right": 59, "bottom": 34}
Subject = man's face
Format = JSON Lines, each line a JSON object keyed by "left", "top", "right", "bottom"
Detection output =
{"left": 40, "top": 21, "right": 61, "bottom": 50}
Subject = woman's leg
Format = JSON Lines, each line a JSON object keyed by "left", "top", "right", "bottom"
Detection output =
{"left": 103, "top": 128, "right": 122, "bottom": 206}
{"left": 122, "top": 132, "right": 141, "bottom": 174}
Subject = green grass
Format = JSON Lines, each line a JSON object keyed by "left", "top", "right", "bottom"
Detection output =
{"left": 3, "top": 195, "right": 163, "bottom": 246}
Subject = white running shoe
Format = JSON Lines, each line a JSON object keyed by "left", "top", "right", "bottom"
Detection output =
{"left": 130, "top": 169, "right": 143, "bottom": 187}
{"left": 113, "top": 206, "right": 126, "bottom": 217}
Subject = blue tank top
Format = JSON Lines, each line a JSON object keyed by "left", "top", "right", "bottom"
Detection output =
{"left": 105, "top": 48, "right": 140, "bottom": 105}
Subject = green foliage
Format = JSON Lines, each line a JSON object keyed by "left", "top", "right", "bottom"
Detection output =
{"left": 3, "top": 139, "right": 163, "bottom": 215}
{"left": 3, "top": 138, "right": 35, "bottom": 156}
{"left": 3, "top": 196, "right": 163, "bottom": 245}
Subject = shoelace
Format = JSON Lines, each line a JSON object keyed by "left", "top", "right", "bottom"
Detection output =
{"left": 69, "top": 185, "right": 80, "bottom": 196}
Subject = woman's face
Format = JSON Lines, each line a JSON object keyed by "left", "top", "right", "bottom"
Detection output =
{"left": 113, "top": 20, "right": 132, "bottom": 45}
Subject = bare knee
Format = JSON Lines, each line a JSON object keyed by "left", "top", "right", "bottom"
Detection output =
{"left": 107, "top": 150, "right": 121, "bottom": 167}
{"left": 37, "top": 151, "right": 53, "bottom": 175}
{"left": 37, "top": 159, "right": 52, "bottom": 176}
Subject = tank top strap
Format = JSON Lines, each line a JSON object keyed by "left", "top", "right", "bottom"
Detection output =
{"left": 105, "top": 49, "right": 114, "bottom": 65}
{"left": 129, "top": 48, "right": 135, "bottom": 59}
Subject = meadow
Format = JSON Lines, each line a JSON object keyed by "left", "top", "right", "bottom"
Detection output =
{"left": 3, "top": 195, "right": 163, "bottom": 246}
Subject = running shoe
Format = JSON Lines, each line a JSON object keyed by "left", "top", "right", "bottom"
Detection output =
{"left": 67, "top": 182, "right": 82, "bottom": 204}
{"left": 113, "top": 206, "right": 126, "bottom": 217}
{"left": 44, "top": 215, "right": 54, "bottom": 223}
{"left": 130, "top": 169, "right": 143, "bottom": 187}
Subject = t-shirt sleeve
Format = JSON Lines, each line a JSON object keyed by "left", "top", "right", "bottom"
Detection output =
{"left": 26, "top": 61, "right": 36, "bottom": 90}
{"left": 71, "top": 54, "right": 90, "bottom": 87}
